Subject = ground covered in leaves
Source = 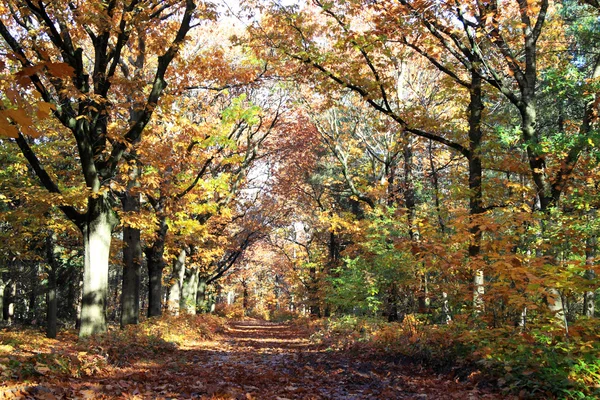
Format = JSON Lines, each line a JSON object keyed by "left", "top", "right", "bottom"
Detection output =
{"left": 0, "top": 316, "right": 503, "bottom": 399}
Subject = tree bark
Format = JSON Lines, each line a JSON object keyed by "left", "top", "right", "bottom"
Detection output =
{"left": 467, "top": 69, "right": 485, "bottom": 315}
{"left": 121, "top": 190, "right": 142, "bottom": 327}
{"left": 428, "top": 140, "right": 446, "bottom": 233}
{"left": 181, "top": 267, "right": 199, "bottom": 314}
{"left": 28, "top": 263, "right": 40, "bottom": 322}
{"left": 441, "top": 291, "right": 451, "bottom": 324}
{"left": 45, "top": 234, "right": 60, "bottom": 338}
{"left": 0, "top": 277, "right": 4, "bottom": 323}
{"left": 309, "top": 265, "right": 320, "bottom": 317}
{"left": 403, "top": 133, "right": 417, "bottom": 240}
{"left": 167, "top": 248, "right": 187, "bottom": 315}
{"left": 386, "top": 283, "right": 399, "bottom": 322}
{"left": 196, "top": 277, "right": 208, "bottom": 313}
{"left": 4, "top": 280, "right": 16, "bottom": 325}
{"left": 583, "top": 235, "right": 596, "bottom": 317}
{"left": 242, "top": 280, "right": 249, "bottom": 314}
{"left": 79, "top": 195, "right": 118, "bottom": 337}
{"left": 146, "top": 215, "right": 168, "bottom": 318}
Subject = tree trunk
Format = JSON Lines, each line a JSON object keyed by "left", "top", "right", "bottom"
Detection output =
{"left": 196, "top": 277, "right": 208, "bottom": 314}
{"left": 121, "top": 191, "right": 142, "bottom": 327}
{"left": 468, "top": 69, "right": 485, "bottom": 315}
{"left": 167, "top": 248, "right": 187, "bottom": 315}
{"left": 75, "top": 279, "right": 82, "bottom": 330}
{"left": 418, "top": 273, "right": 429, "bottom": 313}
{"left": 79, "top": 196, "right": 118, "bottom": 337}
{"left": 146, "top": 215, "right": 168, "bottom": 318}
{"left": 428, "top": 140, "right": 446, "bottom": 233}
{"left": 45, "top": 234, "right": 59, "bottom": 338}
{"left": 309, "top": 265, "right": 320, "bottom": 317}
{"left": 583, "top": 235, "right": 596, "bottom": 317}
{"left": 403, "top": 133, "right": 417, "bottom": 240}
{"left": 0, "top": 277, "right": 4, "bottom": 323}
{"left": 5, "top": 281, "right": 16, "bottom": 325}
{"left": 66, "top": 266, "right": 81, "bottom": 325}
{"left": 386, "top": 283, "right": 399, "bottom": 322}
{"left": 47, "top": 264, "right": 58, "bottom": 338}
{"left": 28, "top": 263, "right": 40, "bottom": 322}
{"left": 208, "top": 293, "right": 216, "bottom": 313}
{"left": 583, "top": 270, "right": 595, "bottom": 318}
{"left": 242, "top": 281, "right": 249, "bottom": 314}
{"left": 441, "top": 291, "right": 451, "bottom": 324}
{"left": 181, "top": 267, "right": 199, "bottom": 314}
{"left": 147, "top": 257, "right": 165, "bottom": 318}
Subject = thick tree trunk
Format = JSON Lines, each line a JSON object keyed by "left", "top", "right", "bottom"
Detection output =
{"left": 147, "top": 257, "right": 165, "bottom": 318}
{"left": 146, "top": 215, "right": 168, "bottom": 318}
{"left": 196, "top": 277, "right": 208, "bottom": 314}
{"left": 468, "top": 69, "right": 485, "bottom": 315}
{"left": 79, "top": 196, "right": 118, "bottom": 337}
{"left": 181, "top": 267, "right": 199, "bottom": 314}
{"left": 121, "top": 192, "right": 142, "bottom": 327}
{"left": 167, "top": 248, "right": 187, "bottom": 315}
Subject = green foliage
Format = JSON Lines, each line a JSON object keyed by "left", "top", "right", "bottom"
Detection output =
{"left": 327, "top": 207, "right": 416, "bottom": 314}
{"left": 221, "top": 93, "right": 262, "bottom": 127}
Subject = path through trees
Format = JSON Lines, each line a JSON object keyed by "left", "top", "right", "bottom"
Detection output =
{"left": 0, "top": 319, "right": 502, "bottom": 399}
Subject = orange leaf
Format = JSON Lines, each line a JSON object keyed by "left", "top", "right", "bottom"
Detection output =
{"left": 46, "top": 62, "right": 75, "bottom": 78}
{"left": 37, "top": 101, "right": 56, "bottom": 119}
{"left": 0, "top": 113, "right": 19, "bottom": 138}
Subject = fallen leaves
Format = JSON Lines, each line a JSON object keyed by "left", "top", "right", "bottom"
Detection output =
{"left": 0, "top": 317, "right": 504, "bottom": 399}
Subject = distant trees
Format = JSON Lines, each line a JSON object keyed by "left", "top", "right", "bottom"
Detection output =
{"left": 247, "top": 0, "right": 600, "bottom": 326}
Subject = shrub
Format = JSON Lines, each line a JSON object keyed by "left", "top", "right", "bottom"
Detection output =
{"left": 310, "top": 315, "right": 600, "bottom": 399}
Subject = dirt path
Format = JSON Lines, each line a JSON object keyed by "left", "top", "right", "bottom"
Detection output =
{"left": 200, "top": 320, "right": 501, "bottom": 400}
{"left": 4, "top": 320, "right": 503, "bottom": 399}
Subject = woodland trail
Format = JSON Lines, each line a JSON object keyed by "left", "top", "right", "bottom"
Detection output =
{"left": 2, "top": 320, "right": 504, "bottom": 399}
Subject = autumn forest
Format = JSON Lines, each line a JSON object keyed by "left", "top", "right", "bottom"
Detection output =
{"left": 0, "top": 0, "right": 599, "bottom": 398}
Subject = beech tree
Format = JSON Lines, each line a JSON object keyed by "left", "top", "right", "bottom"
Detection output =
{"left": 0, "top": 0, "right": 208, "bottom": 336}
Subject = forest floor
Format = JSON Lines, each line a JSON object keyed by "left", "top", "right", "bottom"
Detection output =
{"left": 1, "top": 319, "right": 505, "bottom": 399}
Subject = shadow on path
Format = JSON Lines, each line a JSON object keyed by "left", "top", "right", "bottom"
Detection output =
{"left": 9, "top": 319, "right": 504, "bottom": 399}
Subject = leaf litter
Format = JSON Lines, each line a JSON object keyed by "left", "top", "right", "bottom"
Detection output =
{"left": 0, "top": 318, "right": 504, "bottom": 399}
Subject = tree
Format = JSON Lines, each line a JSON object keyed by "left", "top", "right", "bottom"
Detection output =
{"left": 0, "top": 0, "right": 204, "bottom": 336}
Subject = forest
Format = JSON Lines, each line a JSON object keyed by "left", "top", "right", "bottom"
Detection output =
{"left": 0, "top": 0, "right": 599, "bottom": 398}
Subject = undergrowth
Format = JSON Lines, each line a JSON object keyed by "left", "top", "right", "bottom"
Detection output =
{"left": 0, "top": 314, "right": 225, "bottom": 381}
{"left": 310, "top": 315, "right": 600, "bottom": 399}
